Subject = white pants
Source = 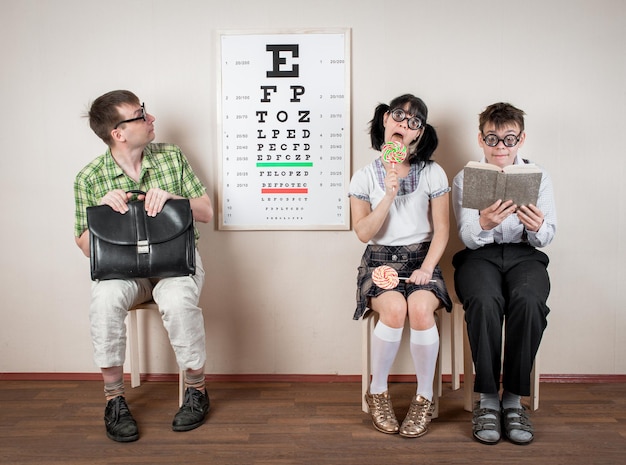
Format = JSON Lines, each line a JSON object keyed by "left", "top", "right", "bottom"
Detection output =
{"left": 89, "top": 250, "right": 206, "bottom": 370}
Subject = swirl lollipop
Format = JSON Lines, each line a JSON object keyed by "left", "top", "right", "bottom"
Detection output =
{"left": 381, "top": 141, "right": 407, "bottom": 166}
{"left": 372, "top": 266, "right": 437, "bottom": 288}
{"left": 372, "top": 265, "right": 400, "bottom": 290}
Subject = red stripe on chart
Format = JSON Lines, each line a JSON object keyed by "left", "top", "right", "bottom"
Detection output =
{"left": 261, "top": 188, "right": 308, "bottom": 194}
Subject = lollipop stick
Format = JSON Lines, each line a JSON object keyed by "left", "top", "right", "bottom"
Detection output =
{"left": 400, "top": 276, "right": 437, "bottom": 283}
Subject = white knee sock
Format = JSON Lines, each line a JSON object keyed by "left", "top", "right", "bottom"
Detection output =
{"left": 409, "top": 325, "right": 439, "bottom": 401}
{"left": 369, "top": 321, "right": 403, "bottom": 394}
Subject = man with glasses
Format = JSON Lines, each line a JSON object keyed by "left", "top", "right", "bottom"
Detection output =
{"left": 74, "top": 90, "right": 213, "bottom": 442}
{"left": 451, "top": 102, "right": 557, "bottom": 445}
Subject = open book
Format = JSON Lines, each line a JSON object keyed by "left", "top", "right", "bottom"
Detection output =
{"left": 462, "top": 161, "right": 542, "bottom": 210}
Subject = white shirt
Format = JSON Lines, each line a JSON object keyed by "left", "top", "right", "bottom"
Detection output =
{"left": 349, "top": 158, "right": 450, "bottom": 246}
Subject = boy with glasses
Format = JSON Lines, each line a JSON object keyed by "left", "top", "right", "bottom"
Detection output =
{"left": 451, "top": 102, "right": 557, "bottom": 445}
{"left": 74, "top": 90, "right": 213, "bottom": 442}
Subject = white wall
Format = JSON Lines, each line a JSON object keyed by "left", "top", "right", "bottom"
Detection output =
{"left": 1, "top": 0, "right": 624, "bottom": 377}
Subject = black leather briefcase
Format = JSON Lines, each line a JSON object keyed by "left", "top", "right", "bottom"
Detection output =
{"left": 87, "top": 192, "right": 195, "bottom": 280}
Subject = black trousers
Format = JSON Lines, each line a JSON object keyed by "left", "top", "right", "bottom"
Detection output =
{"left": 453, "top": 243, "right": 550, "bottom": 396}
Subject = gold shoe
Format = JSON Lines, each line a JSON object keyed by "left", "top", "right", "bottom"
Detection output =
{"left": 364, "top": 391, "right": 399, "bottom": 434}
{"left": 399, "top": 395, "right": 434, "bottom": 438}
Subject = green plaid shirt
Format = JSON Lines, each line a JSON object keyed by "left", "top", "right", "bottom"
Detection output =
{"left": 74, "top": 143, "right": 206, "bottom": 238}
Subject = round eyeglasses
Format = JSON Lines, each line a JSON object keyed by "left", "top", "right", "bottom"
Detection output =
{"left": 482, "top": 132, "right": 521, "bottom": 147}
{"left": 389, "top": 108, "right": 423, "bottom": 130}
{"left": 113, "top": 103, "right": 146, "bottom": 129}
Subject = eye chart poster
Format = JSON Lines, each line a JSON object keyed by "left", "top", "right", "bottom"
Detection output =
{"left": 218, "top": 29, "right": 351, "bottom": 230}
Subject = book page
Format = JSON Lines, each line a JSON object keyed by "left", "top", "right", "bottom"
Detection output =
{"left": 462, "top": 166, "right": 498, "bottom": 210}
{"left": 503, "top": 172, "right": 542, "bottom": 206}
{"left": 462, "top": 161, "right": 542, "bottom": 210}
{"left": 465, "top": 160, "right": 500, "bottom": 171}
{"left": 502, "top": 163, "right": 541, "bottom": 174}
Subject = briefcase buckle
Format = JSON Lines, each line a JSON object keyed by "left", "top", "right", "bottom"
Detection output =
{"left": 137, "top": 240, "right": 149, "bottom": 254}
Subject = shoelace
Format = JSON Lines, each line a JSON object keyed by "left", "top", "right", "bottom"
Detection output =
{"left": 371, "top": 394, "right": 394, "bottom": 421}
{"left": 181, "top": 389, "right": 203, "bottom": 412}
{"left": 108, "top": 397, "right": 131, "bottom": 423}
{"left": 405, "top": 398, "right": 432, "bottom": 426}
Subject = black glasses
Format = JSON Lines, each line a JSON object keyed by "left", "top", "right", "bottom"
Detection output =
{"left": 482, "top": 132, "right": 521, "bottom": 147}
{"left": 113, "top": 103, "right": 146, "bottom": 129}
{"left": 389, "top": 108, "right": 423, "bottom": 130}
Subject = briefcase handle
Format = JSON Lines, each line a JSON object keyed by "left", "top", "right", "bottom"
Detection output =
{"left": 127, "top": 189, "right": 146, "bottom": 197}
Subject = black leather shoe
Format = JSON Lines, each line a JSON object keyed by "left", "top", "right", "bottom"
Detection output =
{"left": 104, "top": 396, "right": 139, "bottom": 442}
{"left": 172, "top": 387, "right": 210, "bottom": 432}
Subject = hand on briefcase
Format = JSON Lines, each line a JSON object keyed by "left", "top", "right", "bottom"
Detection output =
{"left": 87, "top": 190, "right": 195, "bottom": 280}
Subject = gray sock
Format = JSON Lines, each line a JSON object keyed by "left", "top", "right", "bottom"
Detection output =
{"left": 475, "top": 393, "right": 500, "bottom": 442}
{"left": 501, "top": 391, "right": 522, "bottom": 410}
{"left": 104, "top": 380, "right": 125, "bottom": 401}
{"left": 480, "top": 392, "right": 500, "bottom": 411}
{"left": 502, "top": 391, "right": 532, "bottom": 443}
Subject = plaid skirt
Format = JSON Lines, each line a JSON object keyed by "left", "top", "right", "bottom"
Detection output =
{"left": 354, "top": 243, "right": 452, "bottom": 320}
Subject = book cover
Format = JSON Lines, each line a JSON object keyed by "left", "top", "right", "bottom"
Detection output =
{"left": 462, "top": 161, "right": 542, "bottom": 210}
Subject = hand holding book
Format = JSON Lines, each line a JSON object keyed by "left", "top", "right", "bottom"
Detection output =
{"left": 516, "top": 204, "right": 544, "bottom": 232}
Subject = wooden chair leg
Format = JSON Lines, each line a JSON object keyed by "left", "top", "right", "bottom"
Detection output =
{"left": 530, "top": 351, "right": 540, "bottom": 411}
{"left": 430, "top": 311, "right": 443, "bottom": 419}
{"left": 463, "top": 317, "right": 474, "bottom": 412}
{"left": 362, "top": 312, "right": 378, "bottom": 413}
{"left": 450, "top": 302, "right": 463, "bottom": 391}
{"left": 179, "top": 369, "right": 185, "bottom": 407}
{"left": 127, "top": 309, "right": 141, "bottom": 388}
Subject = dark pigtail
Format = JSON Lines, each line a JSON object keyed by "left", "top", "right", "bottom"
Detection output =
{"left": 408, "top": 123, "right": 438, "bottom": 164}
{"left": 369, "top": 103, "right": 390, "bottom": 151}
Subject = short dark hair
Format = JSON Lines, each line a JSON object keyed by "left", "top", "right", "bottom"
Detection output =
{"left": 369, "top": 93, "right": 438, "bottom": 164}
{"left": 479, "top": 102, "right": 525, "bottom": 134}
{"left": 87, "top": 90, "right": 140, "bottom": 145}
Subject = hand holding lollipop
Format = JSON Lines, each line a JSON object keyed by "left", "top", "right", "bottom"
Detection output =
{"left": 372, "top": 265, "right": 437, "bottom": 289}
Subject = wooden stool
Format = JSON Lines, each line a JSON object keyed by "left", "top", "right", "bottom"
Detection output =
{"left": 127, "top": 301, "right": 185, "bottom": 406}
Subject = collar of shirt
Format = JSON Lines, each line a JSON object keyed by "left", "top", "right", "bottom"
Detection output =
{"left": 104, "top": 146, "right": 155, "bottom": 181}
{"left": 374, "top": 158, "right": 420, "bottom": 195}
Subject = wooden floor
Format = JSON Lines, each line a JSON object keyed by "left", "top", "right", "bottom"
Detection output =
{"left": 1, "top": 380, "right": 625, "bottom": 465}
